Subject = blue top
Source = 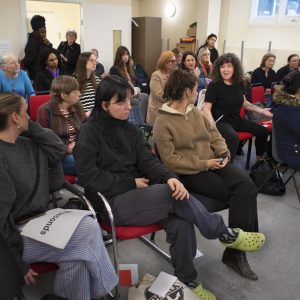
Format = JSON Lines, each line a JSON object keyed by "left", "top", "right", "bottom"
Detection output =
{"left": 0, "top": 69, "right": 35, "bottom": 102}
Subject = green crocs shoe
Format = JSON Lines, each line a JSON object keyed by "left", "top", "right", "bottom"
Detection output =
{"left": 221, "top": 228, "right": 265, "bottom": 252}
{"left": 193, "top": 283, "right": 216, "bottom": 300}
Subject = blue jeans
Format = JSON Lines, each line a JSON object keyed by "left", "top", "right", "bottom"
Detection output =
{"left": 62, "top": 154, "right": 77, "bottom": 175}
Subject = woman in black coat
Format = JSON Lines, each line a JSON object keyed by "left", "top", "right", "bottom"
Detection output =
{"left": 35, "top": 48, "right": 63, "bottom": 92}
{"left": 57, "top": 29, "right": 81, "bottom": 75}
{"left": 23, "top": 15, "right": 53, "bottom": 81}
{"left": 273, "top": 71, "right": 300, "bottom": 169}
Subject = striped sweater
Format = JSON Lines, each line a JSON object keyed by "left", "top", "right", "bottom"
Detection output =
{"left": 79, "top": 75, "right": 101, "bottom": 112}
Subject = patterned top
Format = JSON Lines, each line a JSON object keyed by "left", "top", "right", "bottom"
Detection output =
{"left": 60, "top": 109, "right": 77, "bottom": 144}
{"left": 79, "top": 75, "right": 101, "bottom": 112}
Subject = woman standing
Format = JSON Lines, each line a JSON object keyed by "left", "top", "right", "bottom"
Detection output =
{"left": 37, "top": 76, "right": 86, "bottom": 175}
{"left": 147, "top": 51, "right": 178, "bottom": 125}
{"left": 74, "top": 52, "right": 101, "bottom": 114}
{"left": 196, "top": 33, "right": 219, "bottom": 64}
{"left": 0, "top": 93, "right": 118, "bottom": 299}
{"left": 23, "top": 15, "right": 53, "bottom": 81}
{"left": 35, "top": 48, "right": 63, "bottom": 92}
{"left": 273, "top": 71, "right": 300, "bottom": 169}
{"left": 203, "top": 53, "right": 272, "bottom": 160}
{"left": 57, "top": 29, "right": 81, "bottom": 76}
{"left": 198, "top": 47, "right": 212, "bottom": 90}
{"left": 251, "top": 53, "right": 276, "bottom": 94}
{"left": 154, "top": 69, "right": 262, "bottom": 280}
{"left": 0, "top": 53, "right": 35, "bottom": 102}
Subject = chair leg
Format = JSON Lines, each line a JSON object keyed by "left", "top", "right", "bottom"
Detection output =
{"left": 139, "top": 236, "right": 171, "bottom": 263}
{"left": 291, "top": 171, "right": 300, "bottom": 205}
{"left": 150, "top": 232, "right": 156, "bottom": 241}
{"left": 257, "top": 162, "right": 281, "bottom": 192}
{"left": 246, "top": 139, "right": 253, "bottom": 169}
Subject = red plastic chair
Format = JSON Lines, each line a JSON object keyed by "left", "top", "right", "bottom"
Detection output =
{"left": 29, "top": 95, "right": 76, "bottom": 184}
{"left": 96, "top": 191, "right": 170, "bottom": 299}
{"left": 250, "top": 84, "right": 265, "bottom": 103}
{"left": 29, "top": 94, "right": 51, "bottom": 121}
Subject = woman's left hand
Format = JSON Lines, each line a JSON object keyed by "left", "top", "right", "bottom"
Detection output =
{"left": 167, "top": 178, "right": 189, "bottom": 200}
{"left": 261, "top": 108, "right": 273, "bottom": 117}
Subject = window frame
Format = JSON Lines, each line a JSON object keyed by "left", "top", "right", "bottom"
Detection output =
{"left": 250, "top": 0, "right": 300, "bottom": 26}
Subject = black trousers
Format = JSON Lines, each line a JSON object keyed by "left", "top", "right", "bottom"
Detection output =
{"left": 180, "top": 164, "right": 258, "bottom": 232}
{"left": 217, "top": 118, "right": 269, "bottom": 159}
{"left": 106, "top": 184, "right": 228, "bottom": 283}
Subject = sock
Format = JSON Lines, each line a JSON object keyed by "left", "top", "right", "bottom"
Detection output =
{"left": 219, "top": 228, "right": 239, "bottom": 244}
{"left": 184, "top": 280, "right": 198, "bottom": 289}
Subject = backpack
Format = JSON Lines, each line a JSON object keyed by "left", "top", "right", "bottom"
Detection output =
{"left": 250, "top": 159, "right": 286, "bottom": 196}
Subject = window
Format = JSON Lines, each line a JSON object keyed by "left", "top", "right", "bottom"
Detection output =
{"left": 257, "top": 0, "right": 279, "bottom": 16}
{"left": 285, "top": 0, "right": 300, "bottom": 15}
{"left": 251, "top": 0, "right": 300, "bottom": 24}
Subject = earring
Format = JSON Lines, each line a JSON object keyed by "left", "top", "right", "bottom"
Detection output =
{"left": 17, "top": 125, "right": 20, "bottom": 129}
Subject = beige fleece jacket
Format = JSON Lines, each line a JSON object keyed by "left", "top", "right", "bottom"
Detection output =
{"left": 153, "top": 102, "right": 230, "bottom": 174}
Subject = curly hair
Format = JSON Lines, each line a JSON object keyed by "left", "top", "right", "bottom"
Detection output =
{"left": 181, "top": 51, "right": 199, "bottom": 71}
{"left": 211, "top": 53, "right": 244, "bottom": 85}
{"left": 163, "top": 69, "right": 197, "bottom": 101}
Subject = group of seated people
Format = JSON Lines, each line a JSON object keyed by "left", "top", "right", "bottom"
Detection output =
{"left": 1, "top": 18, "right": 300, "bottom": 299}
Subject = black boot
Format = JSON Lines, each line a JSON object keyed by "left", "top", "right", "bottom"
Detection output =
{"left": 222, "top": 248, "right": 258, "bottom": 281}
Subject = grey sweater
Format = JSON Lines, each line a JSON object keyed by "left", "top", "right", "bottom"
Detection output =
{"left": 0, "top": 122, "right": 65, "bottom": 274}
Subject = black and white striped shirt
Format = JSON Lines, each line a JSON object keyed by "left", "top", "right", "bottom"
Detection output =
{"left": 79, "top": 75, "right": 101, "bottom": 112}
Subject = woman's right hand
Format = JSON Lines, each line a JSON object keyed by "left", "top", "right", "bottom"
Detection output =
{"left": 207, "top": 158, "right": 225, "bottom": 170}
{"left": 135, "top": 177, "right": 149, "bottom": 188}
{"left": 67, "top": 142, "right": 75, "bottom": 153}
{"left": 24, "top": 268, "right": 38, "bottom": 285}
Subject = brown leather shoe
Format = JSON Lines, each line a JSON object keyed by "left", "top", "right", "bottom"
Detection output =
{"left": 222, "top": 248, "right": 258, "bottom": 281}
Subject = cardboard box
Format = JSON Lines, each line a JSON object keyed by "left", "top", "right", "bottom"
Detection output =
{"left": 187, "top": 27, "right": 197, "bottom": 36}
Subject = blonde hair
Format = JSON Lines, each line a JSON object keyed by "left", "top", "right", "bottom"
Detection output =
{"left": 0, "top": 93, "right": 22, "bottom": 130}
{"left": 50, "top": 75, "right": 79, "bottom": 103}
{"left": 156, "top": 51, "right": 175, "bottom": 73}
{"left": 198, "top": 47, "right": 210, "bottom": 60}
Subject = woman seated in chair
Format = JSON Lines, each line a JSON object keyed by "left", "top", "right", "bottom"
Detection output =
{"left": 0, "top": 93, "right": 118, "bottom": 300}
{"left": 0, "top": 53, "right": 35, "bottom": 102}
{"left": 74, "top": 52, "right": 101, "bottom": 114}
{"left": 147, "top": 51, "right": 178, "bottom": 125}
{"left": 203, "top": 53, "right": 272, "bottom": 160}
{"left": 273, "top": 71, "right": 300, "bottom": 169}
{"left": 109, "top": 46, "right": 148, "bottom": 106}
{"left": 37, "top": 75, "right": 86, "bottom": 175}
{"left": 73, "top": 75, "right": 266, "bottom": 300}
{"left": 154, "top": 68, "right": 262, "bottom": 280}
{"left": 35, "top": 48, "right": 63, "bottom": 93}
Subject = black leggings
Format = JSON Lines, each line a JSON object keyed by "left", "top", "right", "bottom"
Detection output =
{"left": 217, "top": 118, "right": 269, "bottom": 159}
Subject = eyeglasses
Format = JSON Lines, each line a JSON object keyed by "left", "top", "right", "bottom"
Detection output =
{"left": 167, "top": 60, "right": 177, "bottom": 64}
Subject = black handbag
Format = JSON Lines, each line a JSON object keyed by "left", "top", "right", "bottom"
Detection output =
{"left": 250, "top": 159, "right": 286, "bottom": 196}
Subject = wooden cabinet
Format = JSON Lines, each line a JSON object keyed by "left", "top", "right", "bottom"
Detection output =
{"left": 132, "top": 17, "right": 162, "bottom": 76}
{"left": 176, "top": 42, "right": 196, "bottom": 53}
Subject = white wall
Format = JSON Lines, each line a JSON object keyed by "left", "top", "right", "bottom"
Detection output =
{"left": 138, "top": 0, "right": 198, "bottom": 50}
{"left": 0, "top": 0, "right": 24, "bottom": 58}
{"left": 82, "top": 3, "right": 131, "bottom": 71}
{"left": 219, "top": 0, "right": 300, "bottom": 72}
